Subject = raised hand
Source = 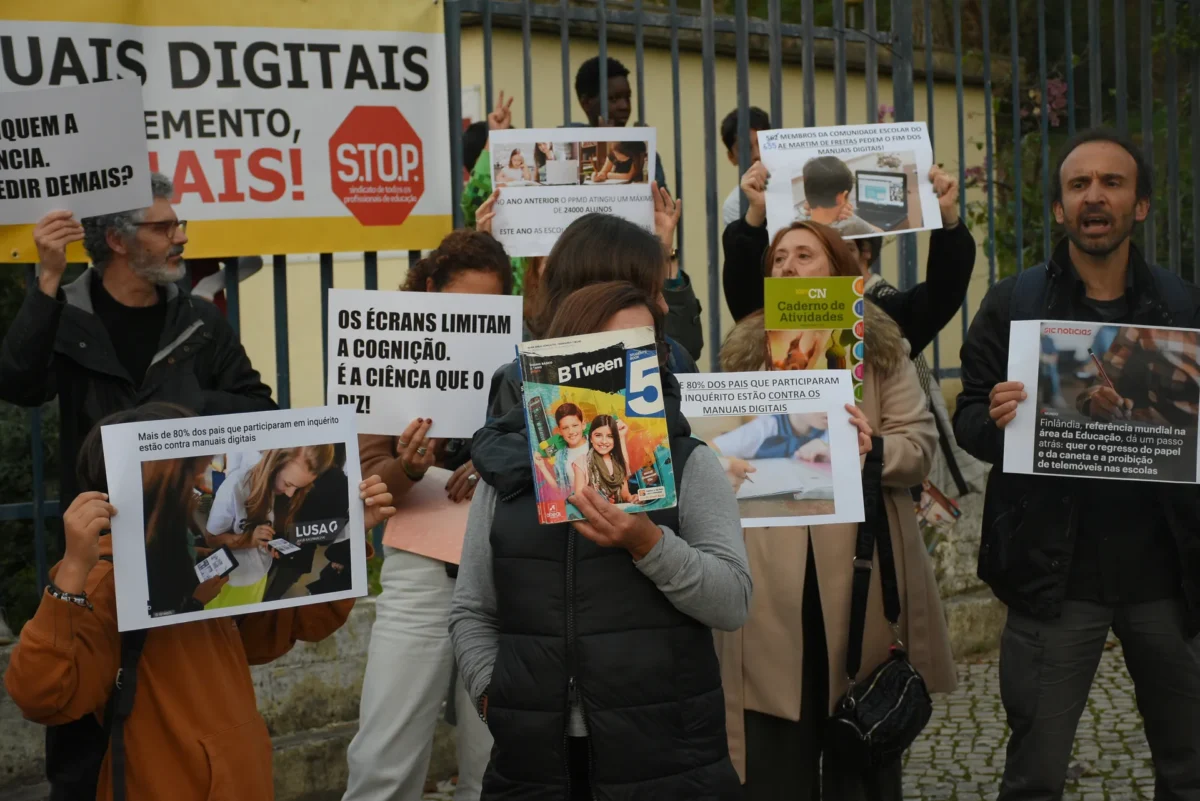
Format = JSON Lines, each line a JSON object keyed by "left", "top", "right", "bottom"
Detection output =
{"left": 930, "top": 165, "right": 960, "bottom": 227}
{"left": 33, "top": 210, "right": 84, "bottom": 296}
{"left": 740, "top": 162, "right": 769, "bottom": 227}
{"left": 57, "top": 491, "right": 116, "bottom": 593}
{"left": 476, "top": 190, "right": 500, "bottom": 235}
{"left": 488, "top": 90, "right": 514, "bottom": 130}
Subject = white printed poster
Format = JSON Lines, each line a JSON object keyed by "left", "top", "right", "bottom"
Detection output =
{"left": 326, "top": 288, "right": 524, "bottom": 438}
{"left": 488, "top": 127, "right": 656, "bottom": 256}
{"left": 679, "top": 370, "right": 864, "bottom": 527}
{"left": 757, "top": 122, "right": 939, "bottom": 241}
{"left": 1004, "top": 320, "right": 1200, "bottom": 483}
{"left": 0, "top": 80, "right": 151, "bottom": 224}
{"left": 102, "top": 406, "right": 365, "bottom": 631}
{"left": 0, "top": 2, "right": 451, "bottom": 261}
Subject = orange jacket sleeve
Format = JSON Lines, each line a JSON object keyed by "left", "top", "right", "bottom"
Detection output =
{"left": 238, "top": 599, "right": 356, "bottom": 665}
{"left": 4, "top": 565, "right": 121, "bottom": 725}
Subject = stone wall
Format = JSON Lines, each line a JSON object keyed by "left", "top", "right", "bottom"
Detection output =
{"left": 0, "top": 598, "right": 458, "bottom": 801}
{"left": 925, "top": 388, "right": 1008, "bottom": 658}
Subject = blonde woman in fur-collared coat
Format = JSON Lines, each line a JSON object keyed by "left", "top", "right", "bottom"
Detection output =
{"left": 716, "top": 221, "right": 956, "bottom": 801}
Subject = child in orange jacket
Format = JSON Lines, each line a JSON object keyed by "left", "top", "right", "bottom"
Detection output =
{"left": 5, "top": 403, "right": 394, "bottom": 801}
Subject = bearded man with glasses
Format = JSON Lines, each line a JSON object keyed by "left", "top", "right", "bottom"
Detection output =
{"left": 0, "top": 172, "right": 275, "bottom": 503}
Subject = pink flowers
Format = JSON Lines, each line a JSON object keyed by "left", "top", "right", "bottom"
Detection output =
{"left": 1020, "top": 77, "right": 1069, "bottom": 127}
{"left": 877, "top": 104, "right": 895, "bottom": 124}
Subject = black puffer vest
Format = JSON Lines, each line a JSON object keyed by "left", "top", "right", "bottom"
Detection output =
{"left": 482, "top": 434, "right": 740, "bottom": 801}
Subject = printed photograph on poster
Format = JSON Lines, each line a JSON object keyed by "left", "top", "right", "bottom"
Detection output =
{"left": 679, "top": 370, "right": 864, "bottom": 527}
{"left": 100, "top": 407, "right": 366, "bottom": 631}
{"left": 327, "top": 288, "right": 523, "bottom": 438}
{"left": 0, "top": 4, "right": 452, "bottom": 262}
{"left": 757, "top": 122, "right": 939, "bottom": 241}
{"left": 1004, "top": 320, "right": 1200, "bottom": 484}
{"left": 764, "top": 276, "right": 867, "bottom": 400}
{"left": 493, "top": 142, "right": 586, "bottom": 187}
{"left": 0, "top": 80, "right": 151, "bottom": 224}
{"left": 488, "top": 127, "right": 656, "bottom": 256}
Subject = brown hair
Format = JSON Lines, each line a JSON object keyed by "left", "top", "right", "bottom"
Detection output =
{"left": 545, "top": 280, "right": 664, "bottom": 341}
{"left": 530, "top": 214, "right": 667, "bottom": 337}
{"left": 402, "top": 229, "right": 514, "bottom": 295}
{"left": 764, "top": 221, "right": 864, "bottom": 279}
{"left": 521, "top": 256, "right": 546, "bottom": 327}
{"left": 555, "top": 402, "right": 584, "bottom": 424}
{"left": 545, "top": 281, "right": 668, "bottom": 368}
{"left": 242, "top": 445, "right": 336, "bottom": 533}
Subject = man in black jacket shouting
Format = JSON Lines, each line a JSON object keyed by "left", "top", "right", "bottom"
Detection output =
{"left": 954, "top": 129, "right": 1200, "bottom": 799}
{"left": 0, "top": 173, "right": 276, "bottom": 502}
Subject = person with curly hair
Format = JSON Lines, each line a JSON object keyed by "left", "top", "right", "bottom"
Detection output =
{"left": 344, "top": 228, "right": 512, "bottom": 801}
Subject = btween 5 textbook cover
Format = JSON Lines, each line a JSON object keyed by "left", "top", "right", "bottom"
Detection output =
{"left": 517, "top": 326, "right": 677, "bottom": 524}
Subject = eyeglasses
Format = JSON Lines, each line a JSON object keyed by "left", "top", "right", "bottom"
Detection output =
{"left": 135, "top": 219, "right": 188, "bottom": 238}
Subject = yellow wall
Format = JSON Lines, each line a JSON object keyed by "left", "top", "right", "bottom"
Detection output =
{"left": 237, "top": 27, "right": 989, "bottom": 408}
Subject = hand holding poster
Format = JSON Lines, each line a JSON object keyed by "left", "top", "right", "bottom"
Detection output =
{"left": 1004, "top": 320, "right": 1200, "bottom": 483}
{"left": 488, "top": 128, "right": 656, "bottom": 256}
{"left": 679, "top": 371, "right": 864, "bottom": 527}
{"left": 327, "top": 289, "right": 523, "bottom": 438}
{"left": 101, "top": 406, "right": 365, "bottom": 631}
{"left": 765, "top": 276, "right": 867, "bottom": 399}
{"left": 757, "top": 122, "right": 940, "bottom": 241}
{"left": 0, "top": 80, "right": 150, "bottom": 223}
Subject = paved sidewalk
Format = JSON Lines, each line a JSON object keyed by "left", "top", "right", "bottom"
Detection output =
{"left": 904, "top": 643, "right": 1151, "bottom": 800}
{"left": 423, "top": 644, "right": 1151, "bottom": 800}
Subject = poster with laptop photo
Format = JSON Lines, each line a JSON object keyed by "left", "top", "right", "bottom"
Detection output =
{"left": 101, "top": 406, "right": 366, "bottom": 631}
{"left": 488, "top": 127, "right": 656, "bottom": 256}
{"left": 679, "top": 370, "right": 864, "bottom": 527}
{"left": 757, "top": 122, "right": 940, "bottom": 241}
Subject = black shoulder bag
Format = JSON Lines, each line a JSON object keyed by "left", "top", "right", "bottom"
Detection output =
{"left": 827, "top": 437, "right": 933, "bottom": 769}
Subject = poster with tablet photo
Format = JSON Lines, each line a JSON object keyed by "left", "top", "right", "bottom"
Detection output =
{"left": 101, "top": 406, "right": 365, "bottom": 631}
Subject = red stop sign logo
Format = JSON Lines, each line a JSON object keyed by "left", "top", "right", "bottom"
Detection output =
{"left": 329, "top": 106, "right": 424, "bottom": 226}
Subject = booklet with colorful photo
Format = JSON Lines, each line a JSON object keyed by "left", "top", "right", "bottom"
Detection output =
{"left": 517, "top": 326, "right": 676, "bottom": 524}
{"left": 764, "top": 276, "right": 867, "bottom": 400}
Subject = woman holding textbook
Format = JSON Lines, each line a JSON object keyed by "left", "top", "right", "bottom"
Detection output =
{"left": 343, "top": 229, "right": 513, "bottom": 801}
{"left": 715, "top": 220, "right": 956, "bottom": 800}
{"left": 451, "top": 281, "right": 751, "bottom": 801}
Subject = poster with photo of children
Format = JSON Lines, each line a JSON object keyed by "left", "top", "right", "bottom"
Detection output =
{"left": 102, "top": 407, "right": 366, "bottom": 631}
{"left": 488, "top": 127, "right": 656, "bottom": 256}
{"left": 758, "top": 122, "right": 939, "bottom": 241}
{"left": 1005, "top": 320, "right": 1200, "bottom": 484}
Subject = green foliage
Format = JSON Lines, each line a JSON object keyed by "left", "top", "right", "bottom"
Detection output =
{"left": 0, "top": 267, "right": 65, "bottom": 634}
{"left": 368, "top": 554, "right": 383, "bottom": 596}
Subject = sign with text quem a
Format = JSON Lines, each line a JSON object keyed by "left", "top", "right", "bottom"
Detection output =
{"left": 0, "top": 2, "right": 452, "bottom": 263}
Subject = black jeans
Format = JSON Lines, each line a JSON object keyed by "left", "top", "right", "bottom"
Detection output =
{"left": 742, "top": 542, "right": 903, "bottom": 801}
{"left": 999, "top": 599, "right": 1200, "bottom": 800}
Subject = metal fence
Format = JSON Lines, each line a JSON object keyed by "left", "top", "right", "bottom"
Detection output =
{"left": 4, "top": 0, "right": 1196, "bottom": 594}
